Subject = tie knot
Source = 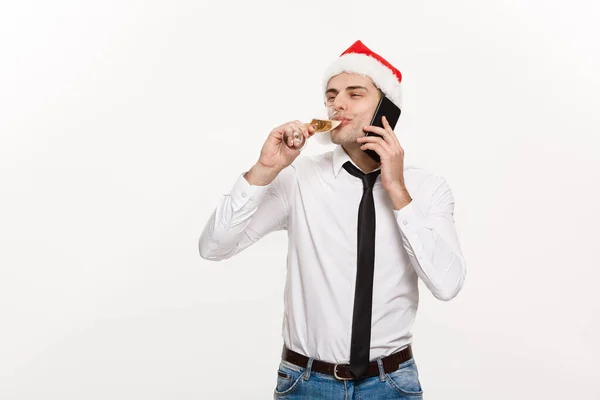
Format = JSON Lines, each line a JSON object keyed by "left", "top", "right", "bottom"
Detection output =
{"left": 342, "top": 161, "right": 380, "bottom": 189}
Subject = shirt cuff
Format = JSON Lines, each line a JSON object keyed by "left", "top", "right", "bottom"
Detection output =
{"left": 229, "top": 172, "right": 271, "bottom": 211}
{"left": 393, "top": 200, "right": 428, "bottom": 235}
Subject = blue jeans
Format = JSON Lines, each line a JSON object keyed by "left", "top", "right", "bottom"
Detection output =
{"left": 273, "top": 357, "right": 424, "bottom": 399}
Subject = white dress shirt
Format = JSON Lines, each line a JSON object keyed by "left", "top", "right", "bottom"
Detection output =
{"left": 199, "top": 145, "right": 466, "bottom": 364}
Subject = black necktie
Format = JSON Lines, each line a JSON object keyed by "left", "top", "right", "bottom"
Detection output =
{"left": 342, "top": 161, "right": 381, "bottom": 379}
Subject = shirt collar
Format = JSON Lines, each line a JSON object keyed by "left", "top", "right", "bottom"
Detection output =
{"left": 332, "top": 145, "right": 352, "bottom": 177}
{"left": 332, "top": 145, "right": 381, "bottom": 177}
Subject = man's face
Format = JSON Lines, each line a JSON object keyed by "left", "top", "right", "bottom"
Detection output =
{"left": 325, "top": 73, "right": 382, "bottom": 147}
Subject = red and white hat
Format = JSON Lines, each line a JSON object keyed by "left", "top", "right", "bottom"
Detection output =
{"left": 322, "top": 40, "right": 403, "bottom": 109}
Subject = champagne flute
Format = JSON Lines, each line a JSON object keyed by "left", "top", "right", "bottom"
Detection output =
{"left": 282, "top": 107, "right": 341, "bottom": 151}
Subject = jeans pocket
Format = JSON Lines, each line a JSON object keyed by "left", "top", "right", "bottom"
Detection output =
{"left": 274, "top": 361, "right": 304, "bottom": 397}
{"left": 384, "top": 359, "right": 423, "bottom": 397}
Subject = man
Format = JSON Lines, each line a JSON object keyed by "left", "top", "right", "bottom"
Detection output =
{"left": 199, "top": 40, "right": 467, "bottom": 399}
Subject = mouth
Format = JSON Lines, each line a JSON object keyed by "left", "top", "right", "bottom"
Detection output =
{"left": 332, "top": 117, "right": 351, "bottom": 127}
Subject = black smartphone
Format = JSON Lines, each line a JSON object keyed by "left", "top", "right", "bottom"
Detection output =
{"left": 364, "top": 95, "right": 401, "bottom": 163}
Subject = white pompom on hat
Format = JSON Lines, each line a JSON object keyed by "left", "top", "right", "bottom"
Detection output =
{"left": 322, "top": 40, "right": 403, "bottom": 109}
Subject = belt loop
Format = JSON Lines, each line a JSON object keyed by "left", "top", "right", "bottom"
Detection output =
{"left": 303, "top": 357, "right": 314, "bottom": 381}
{"left": 376, "top": 358, "right": 386, "bottom": 382}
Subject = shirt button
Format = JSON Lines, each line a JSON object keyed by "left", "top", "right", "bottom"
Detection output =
{"left": 402, "top": 220, "right": 408, "bottom": 226}
{"left": 241, "top": 192, "right": 247, "bottom": 198}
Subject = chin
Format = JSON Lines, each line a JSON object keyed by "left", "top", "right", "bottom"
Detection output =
{"left": 314, "top": 128, "right": 348, "bottom": 146}
{"left": 330, "top": 134, "right": 341, "bottom": 145}
{"left": 330, "top": 132, "right": 345, "bottom": 145}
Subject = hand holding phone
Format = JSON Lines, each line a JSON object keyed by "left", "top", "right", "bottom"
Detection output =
{"left": 363, "top": 96, "right": 401, "bottom": 163}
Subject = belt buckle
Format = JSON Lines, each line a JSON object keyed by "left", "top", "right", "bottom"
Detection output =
{"left": 333, "top": 364, "right": 353, "bottom": 381}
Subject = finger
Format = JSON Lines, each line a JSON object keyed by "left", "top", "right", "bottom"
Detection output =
{"left": 362, "top": 127, "right": 402, "bottom": 153}
{"left": 281, "top": 126, "right": 296, "bottom": 147}
{"left": 283, "top": 125, "right": 295, "bottom": 136}
{"left": 276, "top": 121, "right": 296, "bottom": 133}
{"left": 363, "top": 125, "right": 389, "bottom": 145}
{"left": 279, "top": 122, "right": 303, "bottom": 134}
{"left": 357, "top": 135, "right": 393, "bottom": 153}
{"left": 363, "top": 118, "right": 399, "bottom": 145}
{"left": 289, "top": 121, "right": 309, "bottom": 139}
{"left": 360, "top": 142, "right": 389, "bottom": 159}
{"left": 363, "top": 125, "right": 388, "bottom": 138}
{"left": 381, "top": 116, "right": 400, "bottom": 146}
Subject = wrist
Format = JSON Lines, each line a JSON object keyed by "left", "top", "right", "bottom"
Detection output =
{"left": 389, "top": 185, "right": 412, "bottom": 210}
{"left": 244, "top": 163, "right": 280, "bottom": 186}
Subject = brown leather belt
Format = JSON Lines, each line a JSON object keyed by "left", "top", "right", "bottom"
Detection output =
{"left": 281, "top": 345, "right": 413, "bottom": 381}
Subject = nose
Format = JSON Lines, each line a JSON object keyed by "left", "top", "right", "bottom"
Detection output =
{"left": 331, "top": 95, "right": 347, "bottom": 113}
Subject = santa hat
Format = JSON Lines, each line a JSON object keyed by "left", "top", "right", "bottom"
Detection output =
{"left": 322, "top": 40, "right": 403, "bottom": 109}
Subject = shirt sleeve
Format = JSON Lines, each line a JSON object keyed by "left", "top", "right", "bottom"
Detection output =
{"left": 198, "top": 170, "right": 291, "bottom": 261}
{"left": 393, "top": 175, "right": 467, "bottom": 300}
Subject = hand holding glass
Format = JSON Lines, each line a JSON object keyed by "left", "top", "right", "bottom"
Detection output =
{"left": 282, "top": 108, "right": 341, "bottom": 151}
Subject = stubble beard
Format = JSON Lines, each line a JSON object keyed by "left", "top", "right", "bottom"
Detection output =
{"left": 330, "top": 119, "right": 365, "bottom": 148}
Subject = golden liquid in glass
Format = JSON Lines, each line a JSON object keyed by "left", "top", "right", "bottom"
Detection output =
{"left": 310, "top": 119, "right": 341, "bottom": 133}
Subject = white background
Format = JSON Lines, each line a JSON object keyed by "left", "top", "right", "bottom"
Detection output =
{"left": 1, "top": 1, "right": 599, "bottom": 399}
